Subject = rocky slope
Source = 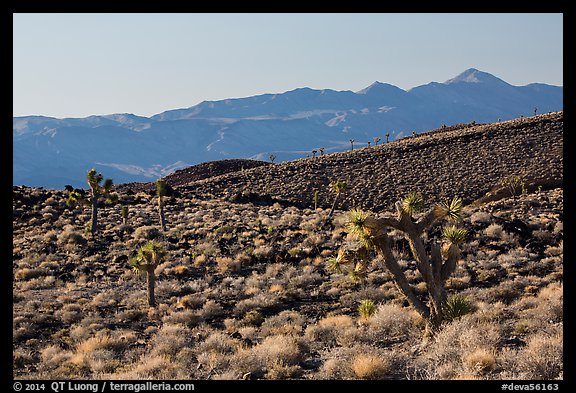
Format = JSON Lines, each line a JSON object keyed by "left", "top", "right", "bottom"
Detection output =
{"left": 123, "top": 112, "right": 563, "bottom": 213}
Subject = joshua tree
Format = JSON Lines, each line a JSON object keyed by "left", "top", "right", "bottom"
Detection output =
{"left": 269, "top": 154, "right": 277, "bottom": 163}
{"left": 121, "top": 205, "right": 129, "bottom": 225}
{"left": 385, "top": 133, "right": 390, "bottom": 143}
{"left": 534, "top": 106, "right": 538, "bottom": 116}
{"left": 208, "top": 162, "right": 215, "bottom": 174}
{"left": 367, "top": 141, "right": 371, "bottom": 148}
{"left": 67, "top": 168, "right": 117, "bottom": 236}
{"left": 349, "top": 139, "right": 355, "bottom": 151}
{"left": 314, "top": 190, "right": 320, "bottom": 210}
{"left": 331, "top": 193, "right": 467, "bottom": 333}
{"left": 373, "top": 137, "right": 381, "bottom": 146}
{"left": 156, "top": 178, "right": 167, "bottom": 231}
{"left": 319, "top": 147, "right": 325, "bottom": 156}
{"left": 325, "top": 180, "right": 347, "bottom": 223}
{"left": 130, "top": 241, "right": 167, "bottom": 307}
{"left": 312, "top": 149, "right": 317, "bottom": 158}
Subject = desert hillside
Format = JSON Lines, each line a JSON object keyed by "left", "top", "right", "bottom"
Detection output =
{"left": 13, "top": 113, "right": 563, "bottom": 380}
{"left": 122, "top": 112, "right": 563, "bottom": 212}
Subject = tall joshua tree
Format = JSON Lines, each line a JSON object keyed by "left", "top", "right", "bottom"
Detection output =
{"left": 385, "top": 133, "right": 390, "bottom": 143}
{"left": 130, "top": 241, "right": 167, "bottom": 307}
{"left": 325, "top": 180, "right": 347, "bottom": 224}
{"left": 332, "top": 193, "right": 467, "bottom": 333}
{"left": 349, "top": 139, "right": 355, "bottom": 151}
{"left": 156, "top": 178, "right": 167, "bottom": 231}
{"left": 67, "top": 168, "right": 117, "bottom": 235}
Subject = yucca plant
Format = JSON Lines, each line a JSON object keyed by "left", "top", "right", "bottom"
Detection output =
{"left": 333, "top": 192, "right": 468, "bottom": 332}
{"left": 66, "top": 168, "right": 117, "bottom": 236}
{"left": 156, "top": 178, "right": 167, "bottom": 231}
{"left": 443, "top": 295, "right": 474, "bottom": 322}
{"left": 402, "top": 192, "right": 424, "bottom": 216}
{"left": 130, "top": 241, "right": 167, "bottom": 307}
{"left": 358, "top": 299, "right": 377, "bottom": 319}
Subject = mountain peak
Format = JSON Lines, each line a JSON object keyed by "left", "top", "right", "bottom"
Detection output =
{"left": 356, "top": 81, "right": 405, "bottom": 95}
{"left": 445, "top": 68, "right": 510, "bottom": 86}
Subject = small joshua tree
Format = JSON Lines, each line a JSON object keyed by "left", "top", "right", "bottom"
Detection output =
{"left": 349, "top": 139, "right": 355, "bottom": 151}
{"left": 312, "top": 149, "right": 317, "bottom": 158}
{"left": 156, "top": 178, "right": 167, "bottom": 231}
{"left": 373, "top": 137, "right": 381, "bottom": 146}
{"left": 319, "top": 147, "right": 325, "bottom": 156}
{"left": 333, "top": 193, "right": 467, "bottom": 333}
{"left": 325, "top": 180, "right": 347, "bottom": 224}
{"left": 269, "top": 154, "right": 277, "bottom": 163}
{"left": 385, "top": 133, "right": 390, "bottom": 143}
{"left": 67, "top": 168, "right": 117, "bottom": 236}
{"left": 121, "top": 205, "right": 129, "bottom": 225}
{"left": 130, "top": 241, "right": 167, "bottom": 307}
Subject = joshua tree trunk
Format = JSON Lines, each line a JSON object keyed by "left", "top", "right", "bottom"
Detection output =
{"left": 147, "top": 268, "right": 156, "bottom": 307}
{"left": 326, "top": 192, "right": 340, "bottom": 221}
{"left": 90, "top": 188, "right": 98, "bottom": 235}
{"left": 158, "top": 196, "right": 166, "bottom": 231}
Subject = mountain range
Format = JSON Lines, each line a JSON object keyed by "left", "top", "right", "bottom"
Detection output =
{"left": 13, "top": 68, "right": 563, "bottom": 189}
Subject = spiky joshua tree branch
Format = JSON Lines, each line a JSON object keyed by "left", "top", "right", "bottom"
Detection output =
{"left": 333, "top": 194, "right": 467, "bottom": 332}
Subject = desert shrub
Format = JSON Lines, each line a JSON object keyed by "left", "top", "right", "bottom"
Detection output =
{"left": 260, "top": 310, "right": 306, "bottom": 337}
{"left": 200, "top": 300, "right": 225, "bottom": 319}
{"left": 469, "top": 211, "right": 492, "bottom": 224}
{"left": 230, "top": 334, "right": 307, "bottom": 378}
{"left": 462, "top": 348, "right": 497, "bottom": 376}
{"left": 515, "top": 330, "right": 563, "bottom": 379}
{"left": 133, "top": 225, "right": 161, "bottom": 241}
{"left": 149, "top": 324, "right": 194, "bottom": 358}
{"left": 367, "top": 303, "right": 422, "bottom": 339}
{"left": 351, "top": 353, "right": 390, "bottom": 379}
{"left": 484, "top": 224, "right": 504, "bottom": 239}
{"left": 216, "top": 256, "right": 241, "bottom": 273}
{"left": 14, "top": 267, "right": 48, "bottom": 281}
{"left": 414, "top": 314, "right": 501, "bottom": 379}
{"left": 304, "top": 314, "right": 354, "bottom": 347}
{"left": 161, "top": 310, "right": 203, "bottom": 328}
{"left": 57, "top": 225, "right": 87, "bottom": 247}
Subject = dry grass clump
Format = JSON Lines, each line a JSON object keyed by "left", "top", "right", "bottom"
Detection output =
{"left": 57, "top": 225, "right": 87, "bottom": 248}
{"left": 230, "top": 334, "right": 307, "bottom": 378}
{"left": 304, "top": 314, "right": 354, "bottom": 348}
{"left": 513, "top": 330, "right": 563, "bottom": 379}
{"left": 366, "top": 303, "right": 422, "bottom": 339}
{"left": 462, "top": 348, "right": 497, "bottom": 375}
{"left": 260, "top": 310, "right": 306, "bottom": 337}
{"left": 351, "top": 353, "right": 391, "bottom": 379}
{"left": 216, "top": 256, "right": 241, "bottom": 273}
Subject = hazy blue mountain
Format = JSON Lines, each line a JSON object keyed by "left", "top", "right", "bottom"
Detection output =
{"left": 13, "top": 68, "right": 563, "bottom": 188}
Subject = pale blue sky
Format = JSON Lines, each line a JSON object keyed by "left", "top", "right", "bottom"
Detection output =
{"left": 13, "top": 13, "right": 563, "bottom": 119}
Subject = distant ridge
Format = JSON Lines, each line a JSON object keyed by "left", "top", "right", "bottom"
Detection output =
{"left": 14, "top": 69, "right": 562, "bottom": 189}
